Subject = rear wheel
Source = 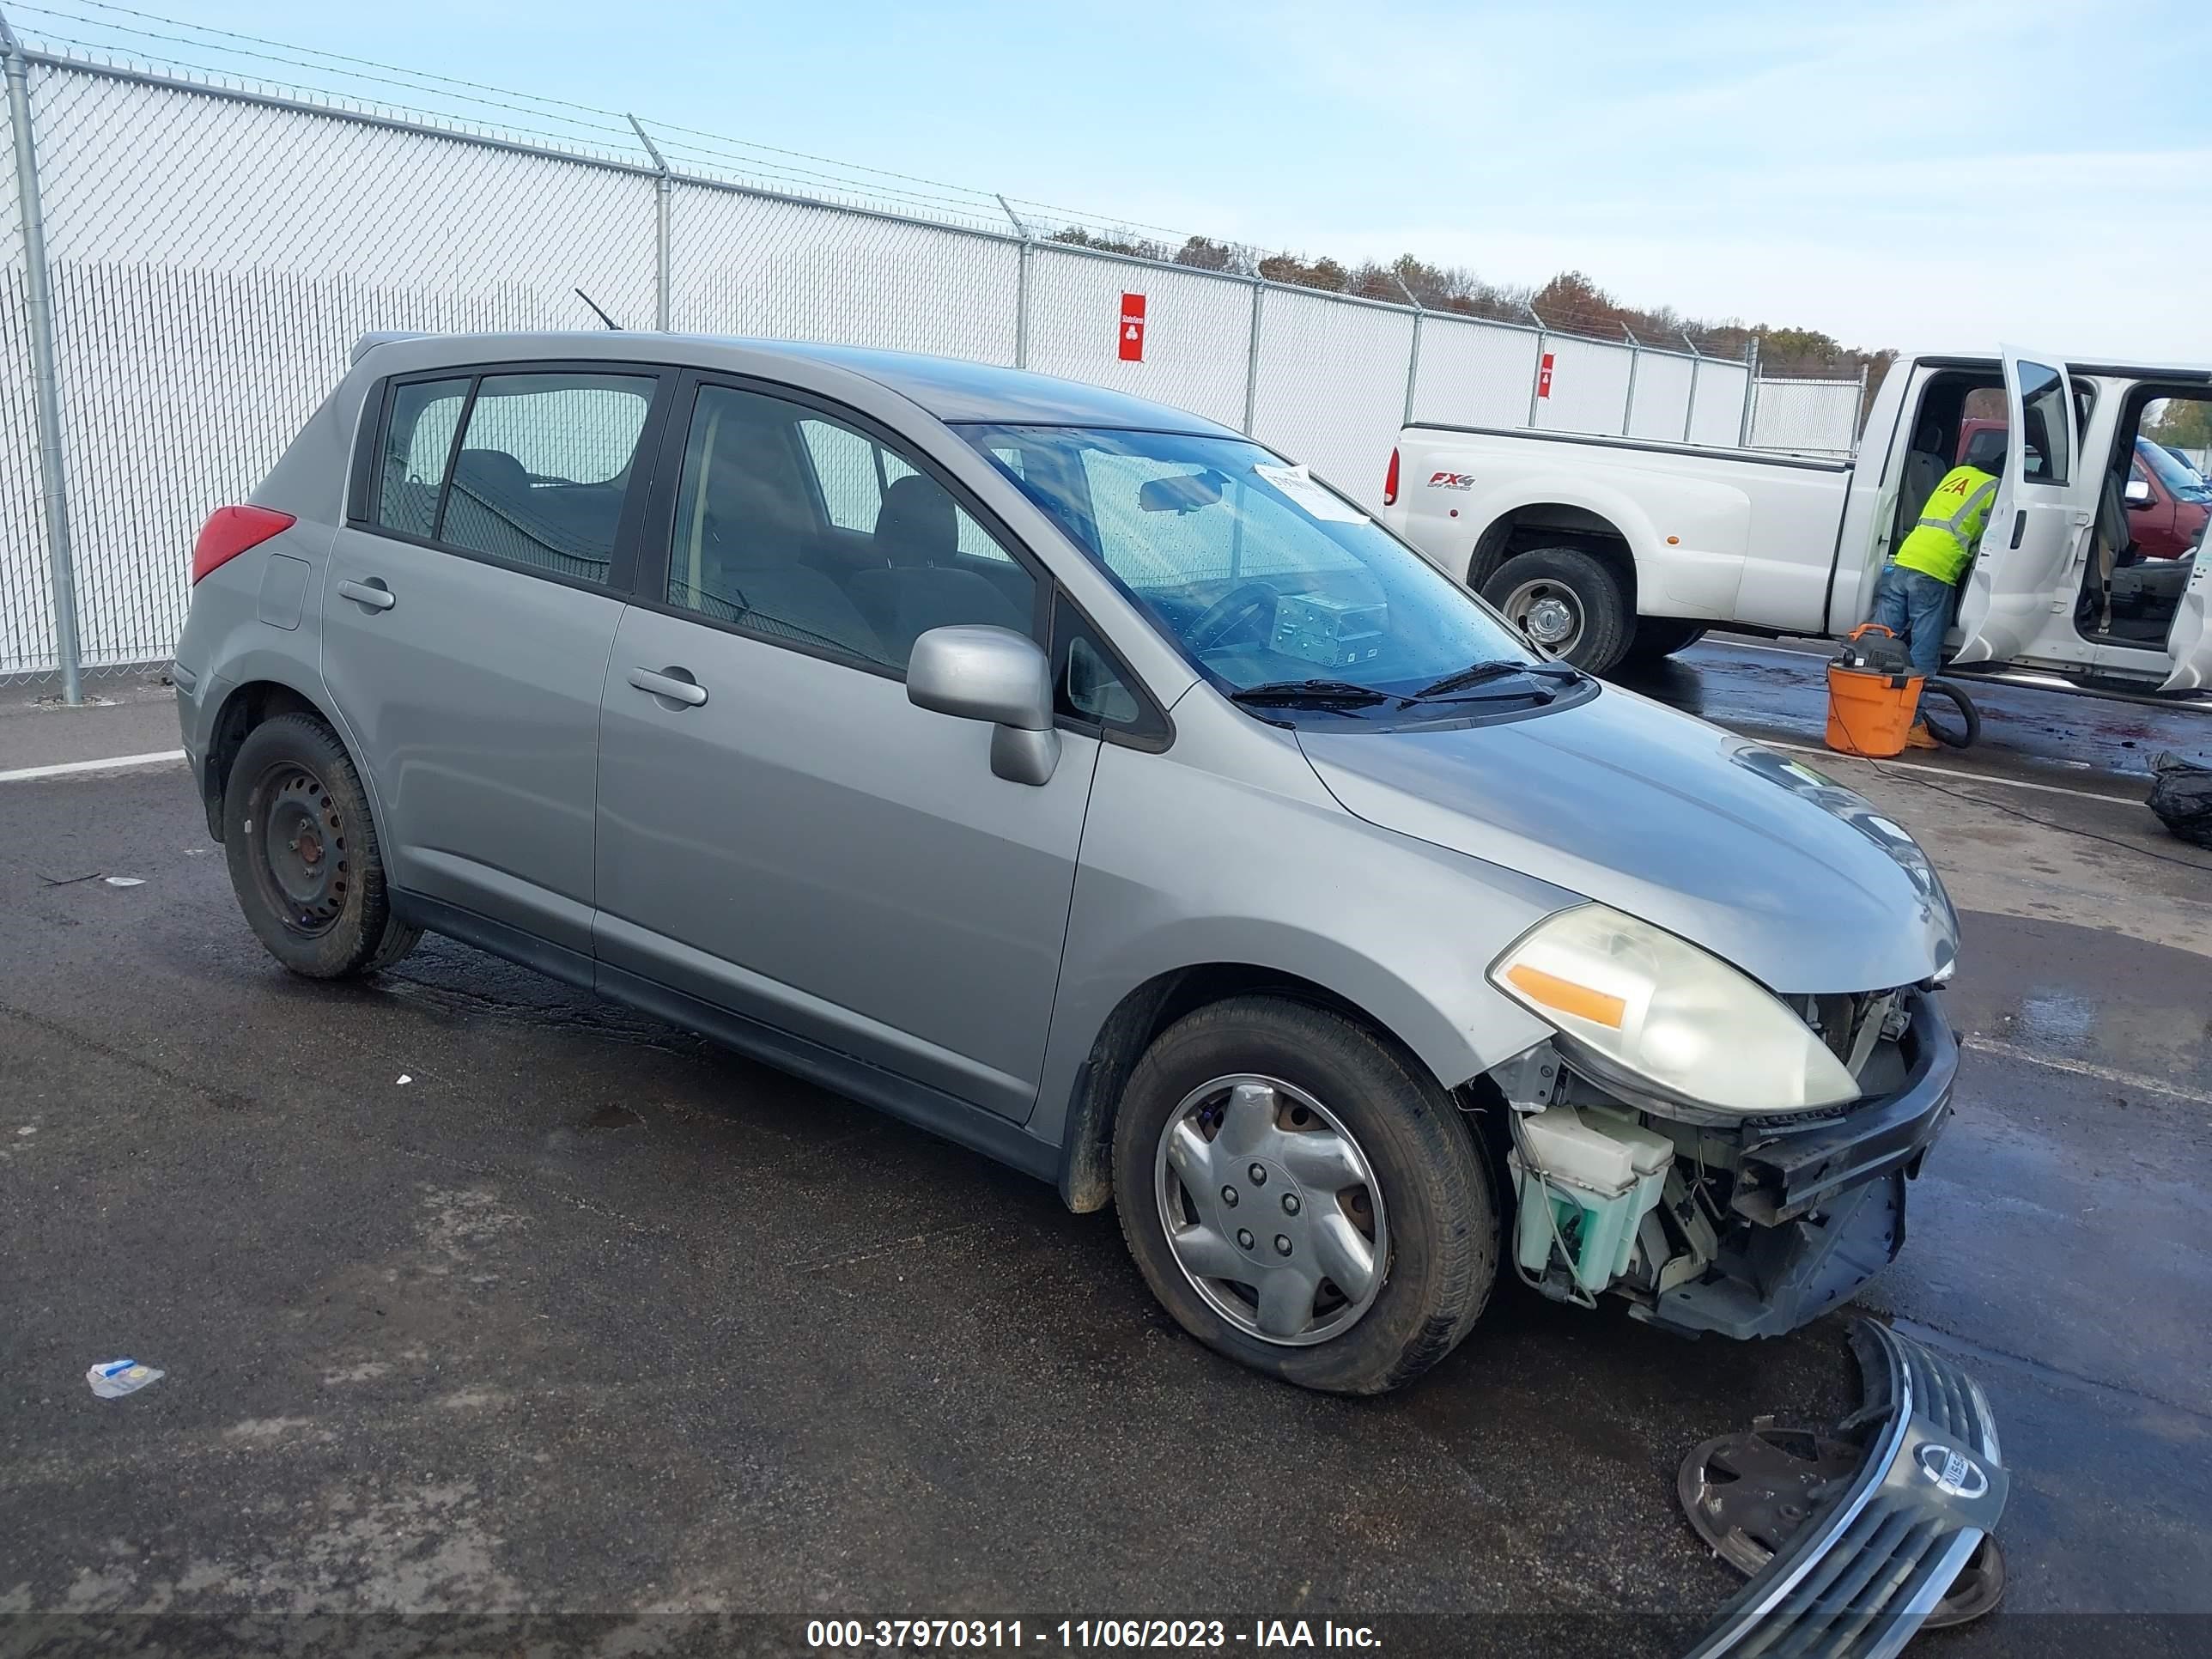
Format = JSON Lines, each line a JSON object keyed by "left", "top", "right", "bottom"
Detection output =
{"left": 1620, "top": 619, "right": 1709, "bottom": 666}
{"left": 1481, "top": 546, "right": 1632, "bottom": 673}
{"left": 222, "top": 713, "right": 419, "bottom": 978}
{"left": 1113, "top": 995, "right": 1497, "bottom": 1395}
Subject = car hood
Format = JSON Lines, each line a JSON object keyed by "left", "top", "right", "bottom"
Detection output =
{"left": 1297, "top": 687, "right": 1958, "bottom": 994}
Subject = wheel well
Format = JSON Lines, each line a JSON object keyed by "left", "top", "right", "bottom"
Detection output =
{"left": 201, "top": 680, "right": 328, "bottom": 840}
{"left": 1470, "top": 504, "right": 1638, "bottom": 611}
{"left": 1054, "top": 963, "right": 1434, "bottom": 1213}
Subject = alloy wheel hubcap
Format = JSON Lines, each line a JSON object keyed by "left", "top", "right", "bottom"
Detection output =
{"left": 1504, "top": 580, "right": 1582, "bottom": 650}
{"left": 1153, "top": 1074, "right": 1388, "bottom": 1346}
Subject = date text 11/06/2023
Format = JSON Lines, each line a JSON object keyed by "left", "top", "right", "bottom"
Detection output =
{"left": 805, "top": 1620, "right": 1384, "bottom": 1650}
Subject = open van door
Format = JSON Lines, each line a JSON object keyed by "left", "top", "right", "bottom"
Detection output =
{"left": 1949, "top": 348, "right": 2093, "bottom": 666}
{"left": 2159, "top": 546, "right": 2211, "bottom": 691}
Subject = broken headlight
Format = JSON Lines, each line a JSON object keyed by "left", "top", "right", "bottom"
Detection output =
{"left": 1489, "top": 904, "right": 1859, "bottom": 1115}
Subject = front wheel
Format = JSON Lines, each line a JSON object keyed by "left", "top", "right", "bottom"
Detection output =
{"left": 222, "top": 712, "right": 420, "bottom": 978}
{"left": 1480, "top": 546, "right": 1632, "bottom": 673}
{"left": 1113, "top": 996, "right": 1497, "bottom": 1395}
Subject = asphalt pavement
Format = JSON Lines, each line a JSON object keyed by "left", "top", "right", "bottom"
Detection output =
{"left": 3, "top": 653, "right": 2209, "bottom": 1656}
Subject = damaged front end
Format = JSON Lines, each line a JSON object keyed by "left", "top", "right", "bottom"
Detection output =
{"left": 1485, "top": 982, "right": 1956, "bottom": 1339}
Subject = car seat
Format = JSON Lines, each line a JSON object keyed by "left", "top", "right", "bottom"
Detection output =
{"left": 682, "top": 449, "right": 887, "bottom": 660}
{"left": 848, "top": 475, "right": 1028, "bottom": 659}
{"left": 1895, "top": 422, "right": 1949, "bottom": 548}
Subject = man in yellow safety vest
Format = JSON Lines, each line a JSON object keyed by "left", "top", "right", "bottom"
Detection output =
{"left": 1869, "top": 459, "right": 1999, "bottom": 747}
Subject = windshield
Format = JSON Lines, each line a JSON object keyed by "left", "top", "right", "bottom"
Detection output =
{"left": 955, "top": 424, "right": 1550, "bottom": 713}
{"left": 2138, "top": 437, "right": 2212, "bottom": 501}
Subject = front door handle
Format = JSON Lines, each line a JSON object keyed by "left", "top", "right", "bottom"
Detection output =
{"left": 337, "top": 577, "right": 395, "bottom": 611}
{"left": 628, "top": 665, "right": 708, "bottom": 708}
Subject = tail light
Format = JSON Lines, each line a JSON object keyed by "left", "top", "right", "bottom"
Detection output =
{"left": 1382, "top": 447, "right": 1401, "bottom": 507}
{"left": 192, "top": 505, "right": 295, "bottom": 584}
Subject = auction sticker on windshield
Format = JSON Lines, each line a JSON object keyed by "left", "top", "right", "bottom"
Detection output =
{"left": 1253, "top": 462, "right": 1369, "bottom": 524}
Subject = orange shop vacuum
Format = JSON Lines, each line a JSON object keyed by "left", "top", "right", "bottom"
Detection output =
{"left": 1824, "top": 625, "right": 1922, "bottom": 758}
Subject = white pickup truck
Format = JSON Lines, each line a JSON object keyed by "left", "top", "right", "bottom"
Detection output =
{"left": 1380, "top": 346, "right": 2212, "bottom": 697}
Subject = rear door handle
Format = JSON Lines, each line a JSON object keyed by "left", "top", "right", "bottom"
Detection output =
{"left": 2009, "top": 510, "right": 2027, "bottom": 550}
{"left": 337, "top": 577, "right": 395, "bottom": 611}
{"left": 628, "top": 665, "right": 708, "bottom": 708}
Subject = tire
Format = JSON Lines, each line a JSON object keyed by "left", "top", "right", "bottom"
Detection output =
{"left": 1113, "top": 994, "right": 1497, "bottom": 1395}
{"left": 1620, "top": 619, "right": 1708, "bottom": 666}
{"left": 1480, "top": 546, "right": 1632, "bottom": 673}
{"left": 1920, "top": 678, "right": 1980, "bottom": 749}
{"left": 222, "top": 712, "right": 420, "bottom": 978}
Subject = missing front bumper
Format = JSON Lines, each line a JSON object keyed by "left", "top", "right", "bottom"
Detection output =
{"left": 1496, "top": 989, "right": 1958, "bottom": 1340}
{"left": 1685, "top": 1319, "right": 2008, "bottom": 1659}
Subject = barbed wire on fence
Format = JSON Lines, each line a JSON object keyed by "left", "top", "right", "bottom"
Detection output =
{"left": 0, "top": 5, "right": 1866, "bottom": 687}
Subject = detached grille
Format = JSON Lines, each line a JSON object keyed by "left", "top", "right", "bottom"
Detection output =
{"left": 1688, "top": 1321, "right": 2005, "bottom": 1659}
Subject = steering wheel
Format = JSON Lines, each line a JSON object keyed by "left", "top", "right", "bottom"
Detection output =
{"left": 1187, "top": 580, "right": 1281, "bottom": 654}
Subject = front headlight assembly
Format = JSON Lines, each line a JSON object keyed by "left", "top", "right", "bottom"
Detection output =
{"left": 1489, "top": 904, "right": 1858, "bottom": 1115}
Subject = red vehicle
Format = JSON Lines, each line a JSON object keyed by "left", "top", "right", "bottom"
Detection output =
{"left": 1956, "top": 417, "right": 2209, "bottom": 558}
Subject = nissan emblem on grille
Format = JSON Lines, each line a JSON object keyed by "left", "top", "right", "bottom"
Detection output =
{"left": 1917, "top": 1441, "right": 1990, "bottom": 1500}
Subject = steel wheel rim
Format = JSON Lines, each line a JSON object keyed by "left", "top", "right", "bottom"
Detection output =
{"left": 250, "top": 763, "right": 349, "bottom": 939}
{"left": 1502, "top": 579, "right": 1583, "bottom": 652}
{"left": 1152, "top": 1073, "right": 1389, "bottom": 1347}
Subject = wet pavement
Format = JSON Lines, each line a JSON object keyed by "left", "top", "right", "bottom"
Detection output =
{"left": 2, "top": 649, "right": 2209, "bottom": 1656}
{"left": 1618, "top": 634, "right": 2212, "bottom": 790}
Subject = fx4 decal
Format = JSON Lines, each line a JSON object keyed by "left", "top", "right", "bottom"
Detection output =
{"left": 1428, "top": 471, "right": 1474, "bottom": 490}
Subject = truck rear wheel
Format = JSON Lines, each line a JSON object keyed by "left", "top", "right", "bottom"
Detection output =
{"left": 1481, "top": 546, "right": 1632, "bottom": 673}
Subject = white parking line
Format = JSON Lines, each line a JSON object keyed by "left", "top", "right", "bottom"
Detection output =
{"left": 1961, "top": 1036, "right": 2212, "bottom": 1109}
{"left": 1758, "top": 739, "right": 2137, "bottom": 805}
{"left": 0, "top": 749, "right": 185, "bottom": 783}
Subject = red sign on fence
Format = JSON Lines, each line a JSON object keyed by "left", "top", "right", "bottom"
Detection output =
{"left": 1537, "top": 351, "right": 1555, "bottom": 399}
{"left": 1119, "top": 293, "right": 1146, "bottom": 362}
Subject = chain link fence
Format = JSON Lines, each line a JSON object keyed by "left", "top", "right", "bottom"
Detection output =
{"left": 1745, "top": 374, "right": 1870, "bottom": 459}
{"left": 0, "top": 35, "right": 1858, "bottom": 688}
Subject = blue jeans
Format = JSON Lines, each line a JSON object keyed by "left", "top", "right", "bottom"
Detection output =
{"left": 1868, "top": 563, "right": 1952, "bottom": 683}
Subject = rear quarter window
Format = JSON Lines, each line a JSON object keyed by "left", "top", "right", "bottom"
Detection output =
{"left": 374, "top": 379, "right": 470, "bottom": 538}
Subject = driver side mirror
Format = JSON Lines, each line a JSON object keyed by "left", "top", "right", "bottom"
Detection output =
{"left": 2124, "top": 477, "right": 2154, "bottom": 509}
{"left": 906, "top": 625, "right": 1061, "bottom": 787}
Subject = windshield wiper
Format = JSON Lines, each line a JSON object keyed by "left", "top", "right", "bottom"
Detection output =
{"left": 1228, "top": 678, "right": 1391, "bottom": 708}
{"left": 1401, "top": 659, "right": 1583, "bottom": 704}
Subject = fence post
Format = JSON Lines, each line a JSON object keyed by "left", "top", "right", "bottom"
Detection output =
{"left": 1394, "top": 271, "right": 1423, "bottom": 427}
{"left": 627, "top": 114, "right": 671, "bottom": 330}
{"left": 1620, "top": 323, "right": 1640, "bottom": 437}
{"left": 1737, "top": 336, "right": 1759, "bottom": 447}
{"left": 2, "top": 10, "right": 82, "bottom": 702}
{"left": 1854, "top": 360, "right": 1869, "bottom": 455}
{"left": 1523, "top": 301, "right": 1547, "bottom": 429}
{"left": 1242, "top": 275, "right": 1264, "bottom": 435}
{"left": 1680, "top": 331, "right": 1702, "bottom": 444}
{"left": 995, "top": 194, "right": 1031, "bottom": 370}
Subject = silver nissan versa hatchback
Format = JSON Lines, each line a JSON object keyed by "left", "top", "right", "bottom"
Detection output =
{"left": 176, "top": 332, "right": 1962, "bottom": 1394}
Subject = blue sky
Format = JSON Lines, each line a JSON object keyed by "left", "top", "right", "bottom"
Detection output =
{"left": 32, "top": 0, "right": 2212, "bottom": 357}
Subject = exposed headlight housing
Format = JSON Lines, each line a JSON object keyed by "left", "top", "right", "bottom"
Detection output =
{"left": 1489, "top": 904, "right": 1859, "bottom": 1115}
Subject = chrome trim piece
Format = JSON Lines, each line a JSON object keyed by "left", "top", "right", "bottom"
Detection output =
{"left": 1686, "top": 1319, "right": 2008, "bottom": 1658}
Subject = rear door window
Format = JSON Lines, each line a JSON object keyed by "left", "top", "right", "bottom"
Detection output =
{"left": 438, "top": 374, "right": 656, "bottom": 585}
{"left": 2014, "top": 360, "right": 2072, "bottom": 485}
